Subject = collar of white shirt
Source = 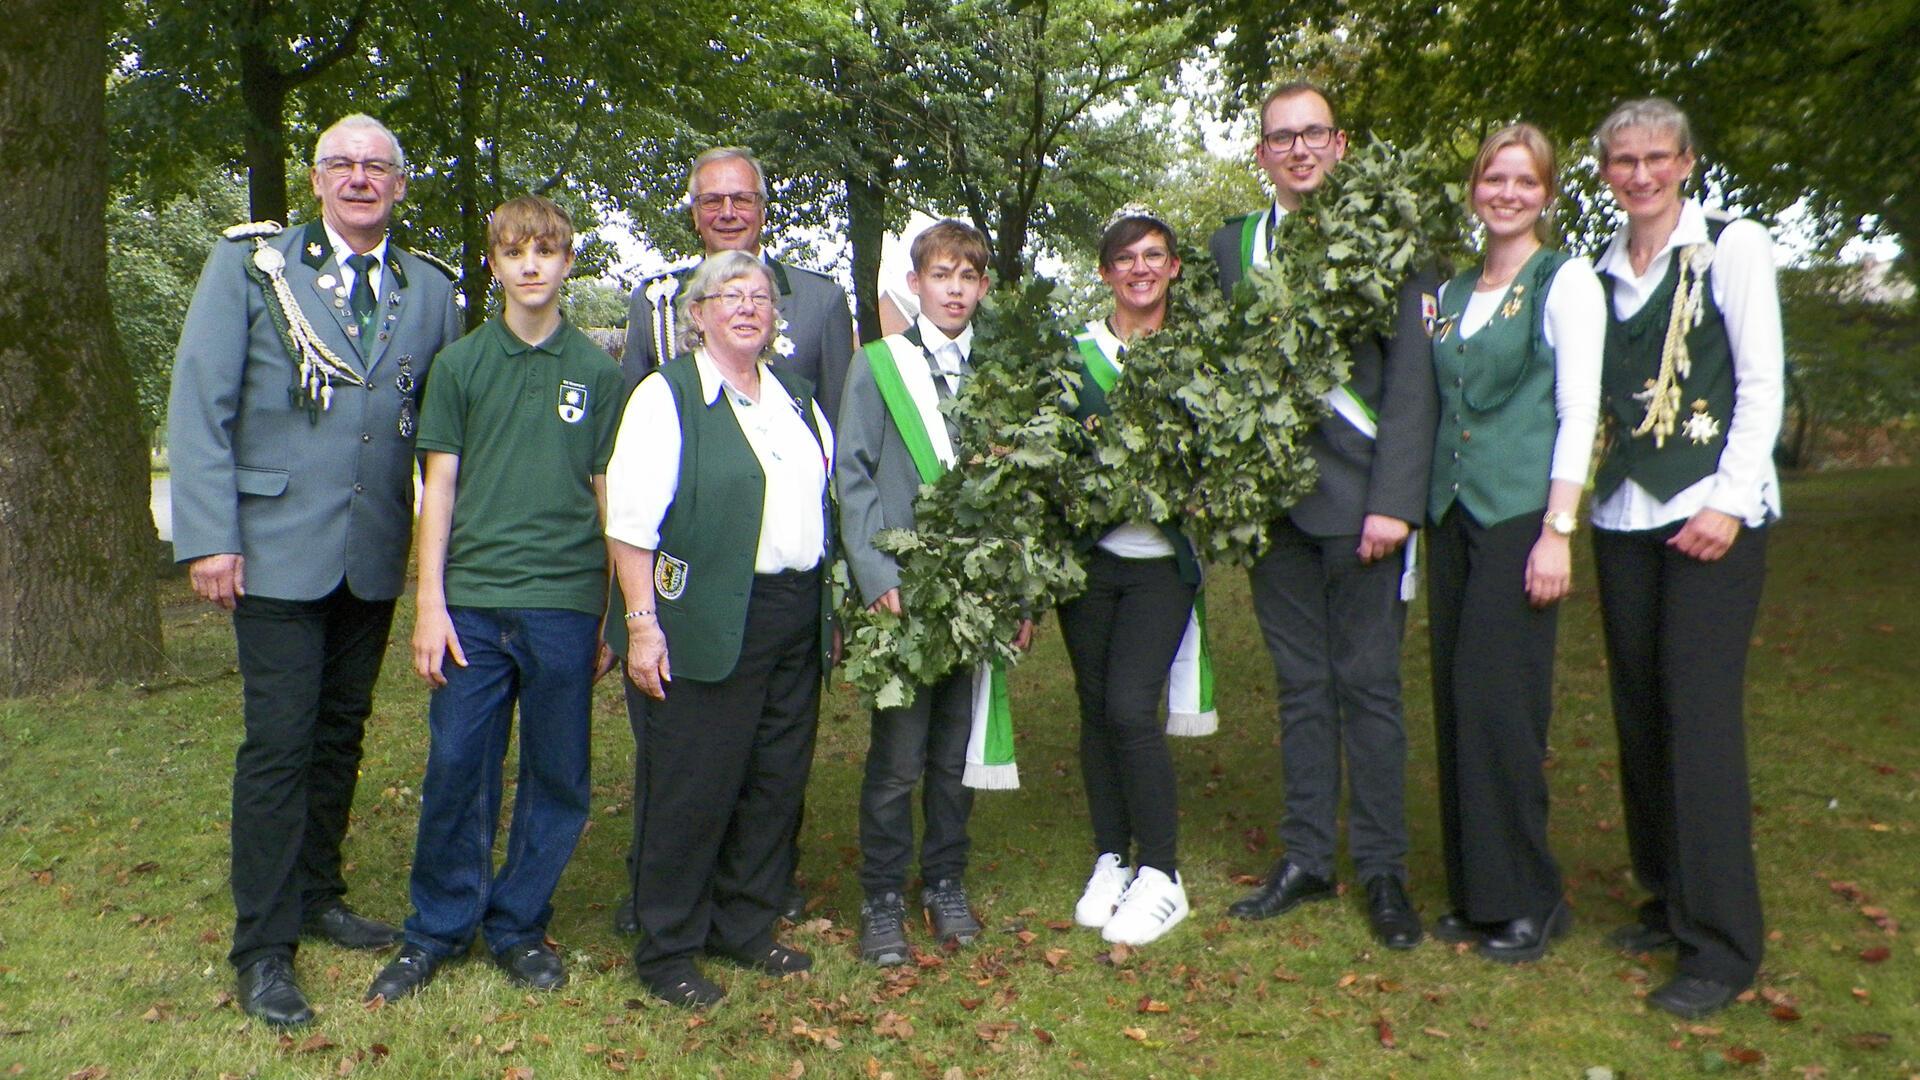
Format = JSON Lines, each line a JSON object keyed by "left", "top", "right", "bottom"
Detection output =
{"left": 914, "top": 314, "right": 972, "bottom": 373}
{"left": 1596, "top": 198, "right": 1709, "bottom": 280}
{"left": 693, "top": 348, "right": 785, "bottom": 408}
{"left": 323, "top": 222, "right": 391, "bottom": 294}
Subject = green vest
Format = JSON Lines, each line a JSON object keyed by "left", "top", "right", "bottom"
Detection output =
{"left": 652, "top": 355, "right": 831, "bottom": 682}
{"left": 1594, "top": 218, "right": 1736, "bottom": 502}
{"left": 1068, "top": 330, "right": 1202, "bottom": 586}
{"left": 1428, "top": 249, "right": 1567, "bottom": 526}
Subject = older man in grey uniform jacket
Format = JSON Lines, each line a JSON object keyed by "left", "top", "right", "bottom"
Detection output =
{"left": 1208, "top": 84, "right": 1437, "bottom": 950}
{"left": 168, "top": 114, "right": 464, "bottom": 1028}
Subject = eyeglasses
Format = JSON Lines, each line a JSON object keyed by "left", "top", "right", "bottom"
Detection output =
{"left": 1107, "top": 249, "right": 1172, "bottom": 272}
{"left": 319, "top": 156, "right": 398, "bottom": 181}
{"left": 1261, "top": 125, "right": 1338, "bottom": 153}
{"left": 693, "top": 191, "right": 764, "bottom": 213}
{"left": 1603, "top": 150, "right": 1683, "bottom": 175}
{"left": 702, "top": 290, "right": 775, "bottom": 310}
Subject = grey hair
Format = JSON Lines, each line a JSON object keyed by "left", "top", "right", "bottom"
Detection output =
{"left": 685, "top": 146, "right": 769, "bottom": 202}
{"left": 675, "top": 250, "right": 775, "bottom": 353}
{"left": 1592, "top": 98, "right": 1693, "bottom": 164}
{"left": 313, "top": 113, "right": 407, "bottom": 172}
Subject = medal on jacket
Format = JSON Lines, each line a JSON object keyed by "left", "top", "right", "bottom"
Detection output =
{"left": 244, "top": 237, "right": 367, "bottom": 422}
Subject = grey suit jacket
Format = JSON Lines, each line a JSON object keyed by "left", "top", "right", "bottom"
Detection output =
{"left": 1210, "top": 212, "right": 1438, "bottom": 537}
{"left": 835, "top": 337, "right": 965, "bottom": 606}
{"left": 622, "top": 254, "right": 855, "bottom": 423}
{"left": 167, "top": 219, "right": 465, "bottom": 601}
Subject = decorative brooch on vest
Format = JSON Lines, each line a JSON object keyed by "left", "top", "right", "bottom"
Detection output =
{"left": 1633, "top": 242, "right": 1719, "bottom": 447}
{"left": 229, "top": 222, "right": 368, "bottom": 421}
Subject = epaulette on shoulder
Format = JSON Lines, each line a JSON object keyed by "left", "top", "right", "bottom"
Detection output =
{"left": 644, "top": 257, "right": 700, "bottom": 283}
{"left": 407, "top": 248, "right": 460, "bottom": 281}
{"left": 223, "top": 220, "right": 284, "bottom": 241}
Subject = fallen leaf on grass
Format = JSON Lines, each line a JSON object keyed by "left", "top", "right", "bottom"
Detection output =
{"left": 1685, "top": 1024, "right": 1723, "bottom": 1038}
{"left": 1045, "top": 920, "right": 1073, "bottom": 932}
{"left": 1106, "top": 942, "right": 1133, "bottom": 964}
{"left": 1850, "top": 988, "right": 1870, "bottom": 1001}
{"left": 1422, "top": 1027, "right": 1451, "bottom": 1039}
{"left": 1229, "top": 874, "right": 1264, "bottom": 886}
{"left": 295, "top": 1035, "right": 337, "bottom": 1054}
{"left": 1136, "top": 997, "right": 1170, "bottom": 1014}
{"left": 1337, "top": 973, "right": 1359, "bottom": 988}
{"left": 784, "top": 1059, "right": 804, "bottom": 1079}
{"left": 1769, "top": 1005, "right": 1802, "bottom": 1023}
{"left": 874, "top": 1011, "right": 915, "bottom": 1040}
{"left": 140, "top": 1003, "right": 173, "bottom": 1023}
{"left": 502, "top": 1068, "right": 534, "bottom": 1080}
{"left": 1014, "top": 930, "right": 1037, "bottom": 946}
{"left": 1271, "top": 966, "right": 1300, "bottom": 983}
{"left": 1844, "top": 1032, "right": 1890, "bottom": 1050}
{"left": 1375, "top": 1016, "right": 1396, "bottom": 1049}
{"left": 494, "top": 1040, "right": 518, "bottom": 1055}
{"left": 1722, "top": 1047, "right": 1764, "bottom": 1066}
{"left": 1042, "top": 948, "right": 1070, "bottom": 969}
{"left": 1858, "top": 907, "right": 1899, "bottom": 934}
{"left": 1032, "top": 1028, "right": 1054, "bottom": 1044}
{"left": 1122, "top": 1027, "right": 1148, "bottom": 1042}
{"left": 64, "top": 1069, "right": 106, "bottom": 1080}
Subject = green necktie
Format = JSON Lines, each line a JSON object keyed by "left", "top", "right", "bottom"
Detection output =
{"left": 346, "top": 252, "right": 379, "bottom": 348}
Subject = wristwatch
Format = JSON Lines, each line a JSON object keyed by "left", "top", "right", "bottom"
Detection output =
{"left": 1542, "top": 510, "right": 1577, "bottom": 537}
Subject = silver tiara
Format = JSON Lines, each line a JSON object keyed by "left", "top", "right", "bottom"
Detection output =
{"left": 1105, "top": 202, "right": 1169, "bottom": 231}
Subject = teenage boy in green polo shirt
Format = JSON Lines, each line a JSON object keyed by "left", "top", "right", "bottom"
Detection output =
{"left": 365, "top": 195, "right": 626, "bottom": 1003}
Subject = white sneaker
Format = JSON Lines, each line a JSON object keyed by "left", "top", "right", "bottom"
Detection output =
{"left": 1101, "top": 866, "right": 1189, "bottom": 946}
{"left": 1074, "top": 853, "right": 1134, "bottom": 928}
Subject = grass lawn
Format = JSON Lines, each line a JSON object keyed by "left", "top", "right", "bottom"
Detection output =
{"left": 3, "top": 467, "right": 1916, "bottom": 1079}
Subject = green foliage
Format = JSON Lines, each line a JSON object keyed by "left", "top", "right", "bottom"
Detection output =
{"left": 562, "top": 278, "right": 630, "bottom": 331}
{"left": 105, "top": 177, "right": 248, "bottom": 442}
{"left": 1777, "top": 265, "right": 1920, "bottom": 466}
{"left": 839, "top": 141, "right": 1464, "bottom": 702}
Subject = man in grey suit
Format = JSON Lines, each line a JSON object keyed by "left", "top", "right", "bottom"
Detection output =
{"left": 168, "top": 113, "right": 464, "bottom": 1027}
{"left": 612, "top": 146, "right": 856, "bottom": 934}
{"left": 1208, "top": 83, "right": 1437, "bottom": 949}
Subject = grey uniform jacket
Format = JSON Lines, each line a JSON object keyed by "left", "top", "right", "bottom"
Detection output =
{"left": 167, "top": 219, "right": 465, "bottom": 602}
{"left": 834, "top": 338, "right": 965, "bottom": 606}
{"left": 1209, "top": 215, "right": 1439, "bottom": 537}
{"left": 622, "top": 255, "right": 856, "bottom": 424}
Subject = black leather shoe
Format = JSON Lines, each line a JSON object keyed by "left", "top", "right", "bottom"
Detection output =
{"left": 495, "top": 941, "right": 566, "bottom": 991}
{"left": 1363, "top": 876, "right": 1423, "bottom": 949}
{"left": 714, "top": 940, "right": 813, "bottom": 975}
{"left": 1647, "top": 974, "right": 1740, "bottom": 1019}
{"left": 780, "top": 885, "right": 810, "bottom": 923}
{"left": 1607, "top": 921, "right": 1678, "bottom": 954}
{"left": 1431, "top": 911, "right": 1494, "bottom": 944}
{"left": 237, "top": 955, "right": 313, "bottom": 1027}
{"left": 612, "top": 893, "right": 640, "bottom": 936}
{"left": 640, "top": 964, "right": 725, "bottom": 1009}
{"left": 1477, "top": 898, "right": 1573, "bottom": 964}
{"left": 364, "top": 943, "right": 441, "bottom": 1002}
{"left": 303, "top": 902, "right": 403, "bottom": 951}
{"left": 1227, "top": 859, "right": 1335, "bottom": 921}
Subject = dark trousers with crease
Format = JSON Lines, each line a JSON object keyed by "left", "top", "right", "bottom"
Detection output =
{"left": 228, "top": 582, "right": 395, "bottom": 969}
{"left": 631, "top": 571, "right": 820, "bottom": 977}
{"left": 1427, "top": 505, "right": 1564, "bottom": 923}
{"left": 859, "top": 667, "right": 975, "bottom": 897}
{"left": 1246, "top": 517, "right": 1411, "bottom": 883}
{"left": 1057, "top": 549, "right": 1195, "bottom": 877}
{"left": 1593, "top": 522, "right": 1768, "bottom": 988}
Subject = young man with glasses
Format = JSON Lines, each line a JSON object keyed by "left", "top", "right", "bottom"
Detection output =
{"left": 1207, "top": 83, "right": 1439, "bottom": 951}
{"left": 167, "top": 113, "right": 464, "bottom": 1027}
{"left": 613, "top": 146, "right": 856, "bottom": 936}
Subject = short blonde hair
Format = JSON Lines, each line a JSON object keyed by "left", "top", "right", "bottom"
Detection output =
{"left": 487, "top": 195, "right": 574, "bottom": 255}
{"left": 676, "top": 250, "right": 775, "bottom": 353}
{"left": 1468, "top": 123, "right": 1560, "bottom": 243}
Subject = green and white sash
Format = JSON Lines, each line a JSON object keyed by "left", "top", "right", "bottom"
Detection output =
{"left": 863, "top": 335, "right": 1019, "bottom": 789}
{"left": 1241, "top": 216, "right": 1420, "bottom": 601}
{"left": 1074, "top": 323, "right": 1219, "bottom": 736}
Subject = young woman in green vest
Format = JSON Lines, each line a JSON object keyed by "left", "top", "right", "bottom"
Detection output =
{"left": 1424, "top": 123, "right": 1603, "bottom": 964}
{"left": 1060, "top": 208, "right": 1203, "bottom": 948}
{"left": 1587, "top": 98, "right": 1783, "bottom": 1020}
{"left": 604, "top": 250, "right": 836, "bottom": 1008}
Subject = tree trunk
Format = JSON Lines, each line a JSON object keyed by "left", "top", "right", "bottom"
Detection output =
{"left": 846, "top": 165, "right": 889, "bottom": 345}
{"left": 239, "top": 30, "right": 292, "bottom": 224}
{"left": 0, "top": 0, "right": 163, "bottom": 695}
{"left": 455, "top": 61, "right": 489, "bottom": 329}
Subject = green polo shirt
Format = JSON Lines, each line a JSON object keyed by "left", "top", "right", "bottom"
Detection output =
{"left": 416, "top": 315, "right": 626, "bottom": 614}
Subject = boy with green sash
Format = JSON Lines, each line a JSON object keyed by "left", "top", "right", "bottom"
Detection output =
{"left": 836, "top": 220, "right": 1029, "bottom": 966}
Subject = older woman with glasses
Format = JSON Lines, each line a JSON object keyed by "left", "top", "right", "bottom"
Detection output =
{"left": 1588, "top": 97, "right": 1783, "bottom": 1019}
{"left": 605, "top": 249, "right": 835, "bottom": 1008}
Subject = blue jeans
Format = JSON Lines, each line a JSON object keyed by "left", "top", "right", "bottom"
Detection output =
{"left": 403, "top": 606, "right": 597, "bottom": 958}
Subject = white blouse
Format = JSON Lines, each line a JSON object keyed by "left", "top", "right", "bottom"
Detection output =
{"left": 1590, "top": 200, "right": 1784, "bottom": 530}
{"left": 605, "top": 350, "right": 834, "bottom": 573}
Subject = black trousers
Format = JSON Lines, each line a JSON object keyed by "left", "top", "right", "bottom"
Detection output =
{"left": 1057, "top": 550, "right": 1196, "bottom": 876}
{"left": 228, "top": 583, "right": 396, "bottom": 969}
{"left": 858, "top": 667, "right": 975, "bottom": 896}
{"left": 1246, "top": 517, "right": 1411, "bottom": 882}
{"left": 1593, "top": 523, "right": 1769, "bottom": 988}
{"left": 631, "top": 571, "right": 820, "bottom": 976}
{"left": 1427, "top": 506, "right": 1563, "bottom": 922}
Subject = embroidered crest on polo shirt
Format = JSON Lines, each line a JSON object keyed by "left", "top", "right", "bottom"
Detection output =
{"left": 557, "top": 380, "right": 589, "bottom": 424}
{"left": 654, "top": 552, "right": 689, "bottom": 600}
